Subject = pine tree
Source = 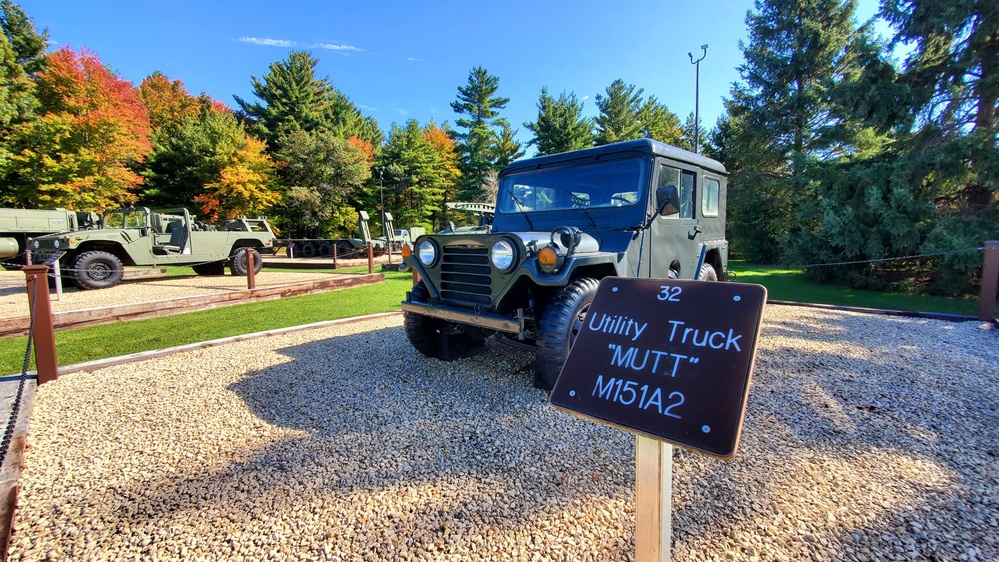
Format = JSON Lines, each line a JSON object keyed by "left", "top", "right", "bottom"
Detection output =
{"left": 724, "top": 0, "right": 865, "bottom": 263}
{"left": 637, "top": 97, "right": 684, "bottom": 146}
{"left": 0, "top": 0, "right": 45, "bottom": 75}
{"left": 450, "top": 66, "right": 510, "bottom": 197}
{"left": 524, "top": 88, "right": 594, "bottom": 156}
{"left": 234, "top": 50, "right": 336, "bottom": 149}
{"left": 594, "top": 79, "right": 644, "bottom": 145}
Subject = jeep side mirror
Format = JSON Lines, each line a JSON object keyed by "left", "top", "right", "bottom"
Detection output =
{"left": 655, "top": 185, "right": 680, "bottom": 216}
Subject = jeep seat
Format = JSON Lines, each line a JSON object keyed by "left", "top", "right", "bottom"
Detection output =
{"left": 153, "top": 223, "right": 188, "bottom": 255}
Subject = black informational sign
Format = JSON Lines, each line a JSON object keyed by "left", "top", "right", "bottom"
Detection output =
{"left": 550, "top": 278, "right": 766, "bottom": 459}
{"left": 43, "top": 251, "right": 65, "bottom": 266}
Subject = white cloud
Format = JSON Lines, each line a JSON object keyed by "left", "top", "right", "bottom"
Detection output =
{"left": 581, "top": 95, "right": 590, "bottom": 101}
{"left": 406, "top": 57, "right": 425, "bottom": 62}
{"left": 358, "top": 104, "right": 379, "bottom": 112}
{"left": 239, "top": 37, "right": 295, "bottom": 47}
{"left": 312, "top": 42, "right": 364, "bottom": 53}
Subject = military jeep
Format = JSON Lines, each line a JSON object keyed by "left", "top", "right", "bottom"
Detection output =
{"left": 29, "top": 207, "right": 275, "bottom": 290}
{"left": 401, "top": 139, "right": 728, "bottom": 389}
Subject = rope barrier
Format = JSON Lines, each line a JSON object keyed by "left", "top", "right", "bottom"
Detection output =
{"left": 798, "top": 247, "right": 985, "bottom": 269}
{"left": 0, "top": 275, "right": 37, "bottom": 466}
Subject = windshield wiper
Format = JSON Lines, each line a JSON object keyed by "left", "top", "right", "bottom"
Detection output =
{"left": 507, "top": 191, "right": 535, "bottom": 230}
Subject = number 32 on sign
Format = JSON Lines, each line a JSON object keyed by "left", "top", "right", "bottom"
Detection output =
{"left": 550, "top": 277, "right": 767, "bottom": 460}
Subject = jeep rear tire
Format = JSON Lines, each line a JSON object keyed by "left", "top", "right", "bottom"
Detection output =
{"left": 230, "top": 247, "right": 263, "bottom": 276}
{"left": 404, "top": 282, "right": 485, "bottom": 361}
{"left": 698, "top": 262, "right": 718, "bottom": 281}
{"left": 534, "top": 277, "right": 600, "bottom": 390}
{"left": 193, "top": 261, "right": 226, "bottom": 276}
{"left": 70, "top": 251, "right": 124, "bottom": 290}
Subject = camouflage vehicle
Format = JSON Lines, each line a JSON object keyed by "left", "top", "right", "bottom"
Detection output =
{"left": 0, "top": 207, "right": 100, "bottom": 266}
{"left": 29, "top": 207, "right": 276, "bottom": 290}
{"left": 401, "top": 139, "right": 728, "bottom": 389}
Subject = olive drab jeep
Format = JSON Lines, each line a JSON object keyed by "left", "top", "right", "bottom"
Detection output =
{"left": 400, "top": 139, "right": 729, "bottom": 389}
{"left": 28, "top": 207, "right": 276, "bottom": 290}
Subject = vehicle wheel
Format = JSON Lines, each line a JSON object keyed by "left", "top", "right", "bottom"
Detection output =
{"left": 70, "top": 250, "right": 124, "bottom": 290}
{"left": 698, "top": 262, "right": 718, "bottom": 281}
{"left": 335, "top": 241, "right": 353, "bottom": 258}
{"left": 403, "top": 282, "right": 485, "bottom": 360}
{"left": 230, "top": 247, "right": 263, "bottom": 276}
{"left": 319, "top": 241, "right": 333, "bottom": 258}
{"left": 534, "top": 277, "right": 600, "bottom": 390}
{"left": 192, "top": 261, "right": 226, "bottom": 276}
{"left": 301, "top": 242, "right": 317, "bottom": 258}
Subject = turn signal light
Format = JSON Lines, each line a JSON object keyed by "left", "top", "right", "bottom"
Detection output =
{"left": 537, "top": 245, "right": 561, "bottom": 274}
{"left": 401, "top": 243, "right": 412, "bottom": 258}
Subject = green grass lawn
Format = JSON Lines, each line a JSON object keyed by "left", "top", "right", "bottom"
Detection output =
{"left": 0, "top": 270, "right": 414, "bottom": 375}
{"left": 0, "top": 262, "right": 981, "bottom": 376}
{"left": 729, "top": 260, "right": 979, "bottom": 316}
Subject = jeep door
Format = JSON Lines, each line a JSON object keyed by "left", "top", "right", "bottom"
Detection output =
{"left": 648, "top": 160, "right": 702, "bottom": 279}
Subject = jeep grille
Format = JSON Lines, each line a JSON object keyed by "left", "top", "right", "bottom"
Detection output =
{"left": 439, "top": 243, "right": 492, "bottom": 305}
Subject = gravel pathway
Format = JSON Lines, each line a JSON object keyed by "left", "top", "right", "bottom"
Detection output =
{"left": 9, "top": 306, "right": 998, "bottom": 561}
{"left": 0, "top": 268, "right": 366, "bottom": 321}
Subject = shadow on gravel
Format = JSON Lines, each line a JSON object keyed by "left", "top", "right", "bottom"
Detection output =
{"left": 104, "top": 326, "right": 638, "bottom": 559}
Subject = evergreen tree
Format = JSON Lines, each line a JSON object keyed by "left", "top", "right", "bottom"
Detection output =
{"left": 234, "top": 50, "right": 336, "bottom": 149}
{"left": 0, "top": 1, "right": 45, "bottom": 75}
{"left": 724, "top": 0, "right": 865, "bottom": 263}
{"left": 594, "top": 79, "right": 644, "bottom": 145}
{"left": 637, "top": 97, "right": 684, "bottom": 146}
{"left": 680, "top": 112, "right": 708, "bottom": 152}
{"left": 140, "top": 98, "right": 247, "bottom": 207}
{"left": 523, "top": 88, "right": 594, "bottom": 156}
{"left": 491, "top": 121, "right": 524, "bottom": 168}
{"left": 450, "top": 66, "right": 509, "bottom": 197}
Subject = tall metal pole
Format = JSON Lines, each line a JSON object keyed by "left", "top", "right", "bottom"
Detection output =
{"left": 688, "top": 44, "right": 708, "bottom": 154}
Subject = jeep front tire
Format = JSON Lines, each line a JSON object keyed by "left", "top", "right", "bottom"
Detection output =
{"left": 534, "top": 277, "right": 600, "bottom": 390}
{"left": 404, "top": 282, "right": 485, "bottom": 361}
{"left": 70, "top": 250, "right": 124, "bottom": 290}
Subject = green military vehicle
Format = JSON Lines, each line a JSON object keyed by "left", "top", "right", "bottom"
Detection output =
{"left": 400, "top": 139, "right": 728, "bottom": 389}
{"left": 0, "top": 207, "right": 100, "bottom": 267}
{"left": 29, "top": 206, "right": 276, "bottom": 290}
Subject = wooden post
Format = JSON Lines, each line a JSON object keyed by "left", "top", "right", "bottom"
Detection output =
{"left": 367, "top": 244, "right": 374, "bottom": 274}
{"left": 247, "top": 250, "right": 256, "bottom": 290}
{"left": 980, "top": 241, "right": 998, "bottom": 321}
{"left": 21, "top": 265, "right": 58, "bottom": 385}
{"left": 635, "top": 436, "right": 672, "bottom": 562}
{"left": 332, "top": 243, "right": 338, "bottom": 269}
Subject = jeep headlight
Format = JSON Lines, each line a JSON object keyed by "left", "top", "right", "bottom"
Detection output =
{"left": 32, "top": 240, "right": 39, "bottom": 249}
{"left": 490, "top": 239, "right": 516, "bottom": 272}
{"left": 418, "top": 239, "right": 438, "bottom": 266}
{"left": 53, "top": 239, "right": 60, "bottom": 249}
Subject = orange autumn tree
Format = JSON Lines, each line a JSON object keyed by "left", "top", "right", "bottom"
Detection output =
{"left": 195, "top": 135, "right": 281, "bottom": 222}
{"left": 7, "top": 46, "right": 151, "bottom": 208}
{"left": 138, "top": 71, "right": 199, "bottom": 138}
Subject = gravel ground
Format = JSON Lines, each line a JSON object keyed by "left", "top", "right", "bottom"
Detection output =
{"left": 8, "top": 306, "right": 999, "bottom": 561}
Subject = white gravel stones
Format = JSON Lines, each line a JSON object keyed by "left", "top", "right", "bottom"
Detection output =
{"left": 0, "top": 269, "right": 359, "bottom": 321}
{"left": 7, "top": 306, "right": 999, "bottom": 561}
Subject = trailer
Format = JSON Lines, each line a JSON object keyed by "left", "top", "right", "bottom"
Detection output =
{"left": 279, "top": 210, "right": 387, "bottom": 259}
{"left": 0, "top": 207, "right": 100, "bottom": 267}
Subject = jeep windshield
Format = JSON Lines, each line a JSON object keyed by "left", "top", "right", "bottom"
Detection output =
{"left": 497, "top": 157, "right": 646, "bottom": 215}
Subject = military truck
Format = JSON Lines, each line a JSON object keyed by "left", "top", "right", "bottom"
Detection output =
{"left": 400, "top": 139, "right": 728, "bottom": 389}
{"left": 0, "top": 207, "right": 100, "bottom": 267}
{"left": 29, "top": 207, "right": 276, "bottom": 290}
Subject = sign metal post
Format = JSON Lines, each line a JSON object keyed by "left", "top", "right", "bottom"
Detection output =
{"left": 550, "top": 277, "right": 767, "bottom": 561}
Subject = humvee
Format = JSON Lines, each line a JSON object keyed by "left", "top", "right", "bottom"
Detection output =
{"left": 400, "top": 139, "right": 728, "bottom": 389}
{"left": 29, "top": 207, "right": 276, "bottom": 290}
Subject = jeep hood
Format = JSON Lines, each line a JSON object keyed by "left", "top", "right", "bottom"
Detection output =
{"left": 507, "top": 231, "right": 600, "bottom": 254}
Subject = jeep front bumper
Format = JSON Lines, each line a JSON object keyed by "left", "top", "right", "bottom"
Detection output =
{"left": 400, "top": 300, "right": 525, "bottom": 335}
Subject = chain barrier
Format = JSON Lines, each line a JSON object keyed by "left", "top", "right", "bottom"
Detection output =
{"left": 798, "top": 246, "right": 985, "bottom": 269}
{"left": 0, "top": 274, "right": 38, "bottom": 467}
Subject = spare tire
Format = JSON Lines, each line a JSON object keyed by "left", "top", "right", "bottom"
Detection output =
{"left": 230, "top": 247, "right": 263, "bottom": 276}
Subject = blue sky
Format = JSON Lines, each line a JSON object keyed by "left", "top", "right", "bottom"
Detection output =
{"left": 21, "top": 0, "right": 883, "bottom": 156}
